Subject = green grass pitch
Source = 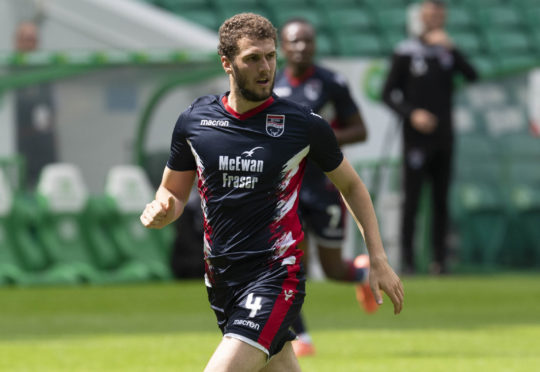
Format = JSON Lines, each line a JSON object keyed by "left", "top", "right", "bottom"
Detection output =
{"left": 1, "top": 274, "right": 539, "bottom": 371}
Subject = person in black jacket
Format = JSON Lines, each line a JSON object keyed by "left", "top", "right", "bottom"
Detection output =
{"left": 382, "top": 0, "right": 477, "bottom": 275}
{"left": 14, "top": 21, "right": 58, "bottom": 188}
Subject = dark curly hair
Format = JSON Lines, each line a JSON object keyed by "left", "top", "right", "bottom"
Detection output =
{"left": 218, "top": 13, "right": 277, "bottom": 60}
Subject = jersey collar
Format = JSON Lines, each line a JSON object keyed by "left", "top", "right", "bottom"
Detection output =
{"left": 285, "top": 65, "right": 316, "bottom": 87}
{"left": 221, "top": 93, "right": 275, "bottom": 120}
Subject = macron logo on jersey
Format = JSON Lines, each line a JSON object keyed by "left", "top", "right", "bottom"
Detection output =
{"left": 200, "top": 119, "right": 229, "bottom": 127}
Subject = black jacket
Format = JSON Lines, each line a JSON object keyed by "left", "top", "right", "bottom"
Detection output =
{"left": 382, "top": 37, "right": 477, "bottom": 147}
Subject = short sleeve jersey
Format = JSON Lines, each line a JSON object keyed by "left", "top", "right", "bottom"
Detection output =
{"left": 274, "top": 65, "right": 358, "bottom": 130}
{"left": 274, "top": 65, "right": 358, "bottom": 184}
{"left": 167, "top": 93, "right": 343, "bottom": 287}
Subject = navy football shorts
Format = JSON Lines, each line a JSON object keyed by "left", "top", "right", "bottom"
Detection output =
{"left": 299, "top": 178, "right": 345, "bottom": 247}
{"left": 206, "top": 259, "right": 305, "bottom": 358}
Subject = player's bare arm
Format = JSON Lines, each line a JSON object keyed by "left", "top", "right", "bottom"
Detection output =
{"left": 140, "top": 167, "right": 196, "bottom": 229}
{"left": 333, "top": 112, "right": 368, "bottom": 145}
{"left": 326, "top": 158, "right": 404, "bottom": 314}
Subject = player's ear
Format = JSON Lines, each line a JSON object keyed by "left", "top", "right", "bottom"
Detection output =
{"left": 221, "top": 56, "right": 233, "bottom": 75}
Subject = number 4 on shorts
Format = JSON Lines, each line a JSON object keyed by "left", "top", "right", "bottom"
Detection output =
{"left": 245, "top": 293, "right": 262, "bottom": 318}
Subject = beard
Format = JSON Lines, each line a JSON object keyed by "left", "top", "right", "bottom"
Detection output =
{"left": 232, "top": 63, "right": 275, "bottom": 102}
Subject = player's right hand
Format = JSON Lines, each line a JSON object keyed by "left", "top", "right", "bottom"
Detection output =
{"left": 424, "top": 29, "right": 454, "bottom": 49}
{"left": 410, "top": 108, "right": 437, "bottom": 134}
{"left": 140, "top": 195, "right": 175, "bottom": 229}
{"left": 369, "top": 260, "right": 404, "bottom": 315}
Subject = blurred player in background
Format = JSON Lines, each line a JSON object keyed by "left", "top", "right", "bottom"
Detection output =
{"left": 141, "top": 12, "right": 403, "bottom": 372}
{"left": 382, "top": 0, "right": 477, "bottom": 275}
{"left": 14, "top": 20, "right": 58, "bottom": 188}
{"left": 274, "top": 18, "right": 376, "bottom": 357}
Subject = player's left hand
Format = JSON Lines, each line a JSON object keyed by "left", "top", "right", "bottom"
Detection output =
{"left": 424, "top": 29, "right": 454, "bottom": 49}
{"left": 369, "top": 260, "right": 404, "bottom": 315}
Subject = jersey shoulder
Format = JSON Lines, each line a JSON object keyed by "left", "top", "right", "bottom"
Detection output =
{"left": 272, "top": 95, "right": 313, "bottom": 117}
{"left": 187, "top": 94, "right": 220, "bottom": 114}
{"left": 272, "top": 95, "right": 329, "bottom": 131}
{"left": 314, "top": 64, "right": 348, "bottom": 89}
{"left": 174, "top": 94, "right": 222, "bottom": 133}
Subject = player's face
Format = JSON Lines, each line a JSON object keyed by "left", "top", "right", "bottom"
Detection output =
{"left": 281, "top": 22, "right": 315, "bottom": 67}
{"left": 16, "top": 23, "right": 38, "bottom": 52}
{"left": 421, "top": 3, "right": 446, "bottom": 32}
{"left": 230, "top": 37, "right": 277, "bottom": 102}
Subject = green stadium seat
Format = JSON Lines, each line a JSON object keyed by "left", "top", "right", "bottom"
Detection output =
{"left": 272, "top": 8, "right": 326, "bottom": 31}
{"left": 382, "top": 29, "right": 407, "bottom": 52}
{"left": 363, "top": 0, "right": 406, "bottom": 10}
{"left": 34, "top": 164, "right": 112, "bottom": 284}
{"left": 30, "top": 163, "right": 149, "bottom": 285}
{"left": 217, "top": 5, "right": 271, "bottom": 24}
{"left": 259, "top": 0, "right": 311, "bottom": 9}
{"left": 484, "top": 30, "right": 532, "bottom": 56}
{"left": 0, "top": 167, "right": 90, "bottom": 286}
{"left": 373, "top": 7, "right": 408, "bottom": 34}
{"left": 498, "top": 135, "right": 540, "bottom": 267}
{"left": 10, "top": 195, "right": 65, "bottom": 282}
{"left": 0, "top": 170, "right": 31, "bottom": 285}
{"left": 446, "top": 6, "right": 476, "bottom": 31}
{"left": 470, "top": 55, "right": 498, "bottom": 78}
{"left": 104, "top": 165, "right": 173, "bottom": 280}
{"left": 158, "top": 0, "right": 210, "bottom": 9}
{"left": 451, "top": 135, "right": 508, "bottom": 267}
{"left": 451, "top": 31, "right": 483, "bottom": 57}
{"left": 213, "top": 0, "right": 269, "bottom": 16}
{"left": 180, "top": 9, "right": 221, "bottom": 30}
{"left": 451, "top": 181, "right": 508, "bottom": 268}
{"left": 524, "top": 7, "right": 540, "bottom": 37}
{"left": 316, "top": 30, "right": 336, "bottom": 56}
{"left": 312, "top": 0, "right": 359, "bottom": 11}
{"left": 462, "top": 0, "right": 507, "bottom": 9}
{"left": 509, "top": 0, "right": 540, "bottom": 6}
{"left": 497, "top": 54, "right": 538, "bottom": 72}
{"left": 327, "top": 7, "right": 373, "bottom": 33}
{"left": 477, "top": 5, "right": 522, "bottom": 29}
{"left": 335, "top": 33, "right": 385, "bottom": 57}
{"left": 154, "top": 0, "right": 219, "bottom": 30}
{"left": 84, "top": 195, "right": 153, "bottom": 283}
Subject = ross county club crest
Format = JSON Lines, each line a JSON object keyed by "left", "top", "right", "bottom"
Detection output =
{"left": 266, "top": 114, "right": 285, "bottom": 137}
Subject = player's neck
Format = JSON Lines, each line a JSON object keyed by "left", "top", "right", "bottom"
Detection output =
{"left": 227, "top": 89, "right": 267, "bottom": 114}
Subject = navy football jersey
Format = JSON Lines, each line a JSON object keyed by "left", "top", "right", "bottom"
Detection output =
{"left": 167, "top": 92, "right": 343, "bottom": 287}
{"left": 274, "top": 65, "right": 358, "bottom": 130}
{"left": 274, "top": 65, "right": 359, "bottom": 185}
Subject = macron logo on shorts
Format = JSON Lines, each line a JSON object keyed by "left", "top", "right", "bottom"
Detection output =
{"left": 283, "top": 289, "right": 294, "bottom": 302}
{"left": 233, "top": 319, "right": 260, "bottom": 330}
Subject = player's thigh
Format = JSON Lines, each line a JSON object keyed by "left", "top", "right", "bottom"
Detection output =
{"left": 204, "top": 336, "right": 267, "bottom": 372}
{"left": 260, "top": 341, "right": 301, "bottom": 372}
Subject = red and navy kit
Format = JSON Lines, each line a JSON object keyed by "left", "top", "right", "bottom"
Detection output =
{"left": 167, "top": 92, "right": 343, "bottom": 356}
{"left": 274, "top": 65, "right": 358, "bottom": 127}
{"left": 274, "top": 65, "right": 359, "bottom": 245}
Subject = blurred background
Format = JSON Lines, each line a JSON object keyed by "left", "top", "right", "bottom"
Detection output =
{"left": 1, "top": 0, "right": 539, "bottom": 288}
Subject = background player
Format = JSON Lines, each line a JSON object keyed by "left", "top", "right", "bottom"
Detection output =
{"left": 141, "top": 13, "right": 403, "bottom": 372}
{"left": 274, "top": 18, "right": 375, "bottom": 357}
{"left": 382, "top": 0, "right": 477, "bottom": 275}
